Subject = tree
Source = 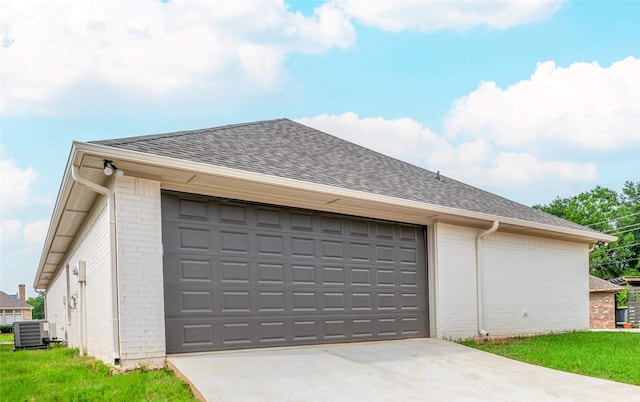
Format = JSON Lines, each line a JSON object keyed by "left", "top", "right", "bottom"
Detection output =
{"left": 533, "top": 181, "right": 640, "bottom": 279}
{"left": 617, "top": 181, "right": 640, "bottom": 274}
{"left": 26, "top": 294, "right": 45, "bottom": 320}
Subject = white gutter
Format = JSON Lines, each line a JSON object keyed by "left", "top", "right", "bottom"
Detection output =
{"left": 476, "top": 221, "right": 499, "bottom": 337}
{"left": 71, "top": 142, "right": 617, "bottom": 244}
{"left": 34, "top": 141, "right": 615, "bottom": 290}
{"left": 70, "top": 165, "right": 121, "bottom": 363}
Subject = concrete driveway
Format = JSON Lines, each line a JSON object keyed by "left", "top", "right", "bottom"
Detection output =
{"left": 168, "top": 338, "right": 639, "bottom": 402}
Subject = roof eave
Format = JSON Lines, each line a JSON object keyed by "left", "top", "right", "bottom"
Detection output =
{"left": 34, "top": 141, "right": 616, "bottom": 289}
{"left": 78, "top": 142, "right": 612, "bottom": 241}
{"left": 33, "top": 143, "right": 79, "bottom": 290}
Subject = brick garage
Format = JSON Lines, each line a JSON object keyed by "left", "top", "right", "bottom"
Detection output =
{"left": 589, "top": 275, "right": 623, "bottom": 329}
{"left": 34, "top": 119, "right": 616, "bottom": 368}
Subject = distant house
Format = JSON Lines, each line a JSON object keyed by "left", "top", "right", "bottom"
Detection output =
{"left": 0, "top": 285, "right": 33, "bottom": 326}
{"left": 588, "top": 276, "right": 623, "bottom": 329}
{"left": 33, "top": 119, "right": 615, "bottom": 369}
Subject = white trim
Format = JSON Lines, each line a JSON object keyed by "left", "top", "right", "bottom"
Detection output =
{"left": 35, "top": 141, "right": 616, "bottom": 289}
{"left": 72, "top": 142, "right": 616, "bottom": 242}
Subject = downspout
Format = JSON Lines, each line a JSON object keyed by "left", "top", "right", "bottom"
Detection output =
{"left": 71, "top": 165, "right": 121, "bottom": 363}
{"left": 476, "top": 221, "right": 499, "bottom": 337}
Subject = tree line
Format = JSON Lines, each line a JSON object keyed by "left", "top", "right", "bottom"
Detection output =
{"left": 533, "top": 181, "right": 639, "bottom": 279}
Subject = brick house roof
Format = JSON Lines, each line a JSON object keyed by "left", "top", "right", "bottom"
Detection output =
{"left": 589, "top": 275, "right": 624, "bottom": 293}
{"left": 0, "top": 291, "right": 32, "bottom": 309}
{"left": 91, "top": 118, "right": 601, "bottom": 234}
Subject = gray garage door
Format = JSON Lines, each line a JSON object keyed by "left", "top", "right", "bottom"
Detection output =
{"left": 162, "top": 191, "right": 427, "bottom": 353}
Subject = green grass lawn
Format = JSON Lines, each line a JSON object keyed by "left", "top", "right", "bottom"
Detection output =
{"left": 461, "top": 331, "right": 640, "bottom": 386}
{"left": 0, "top": 344, "right": 197, "bottom": 401}
{"left": 0, "top": 333, "right": 13, "bottom": 342}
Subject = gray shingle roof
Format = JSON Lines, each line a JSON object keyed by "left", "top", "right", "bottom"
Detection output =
{"left": 0, "top": 291, "right": 32, "bottom": 309}
{"left": 91, "top": 118, "right": 597, "bottom": 233}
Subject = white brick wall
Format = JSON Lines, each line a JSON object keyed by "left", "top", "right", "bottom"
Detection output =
{"left": 46, "top": 176, "right": 165, "bottom": 369}
{"left": 46, "top": 198, "right": 115, "bottom": 363}
{"left": 481, "top": 232, "right": 589, "bottom": 335}
{"left": 434, "top": 222, "right": 589, "bottom": 339}
{"left": 115, "top": 176, "right": 165, "bottom": 369}
{"left": 46, "top": 266, "right": 70, "bottom": 343}
{"left": 433, "top": 223, "right": 479, "bottom": 339}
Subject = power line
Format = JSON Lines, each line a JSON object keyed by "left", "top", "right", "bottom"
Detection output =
{"left": 603, "top": 222, "right": 640, "bottom": 234}
{"left": 608, "top": 226, "right": 640, "bottom": 236}
{"left": 594, "top": 242, "right": 640, "bottom": 253}
{"left": 590, "top": 257, "right": 639, "bottom": 268}
{"left": 585, "top": 211, "right": 640, "bottom": 228}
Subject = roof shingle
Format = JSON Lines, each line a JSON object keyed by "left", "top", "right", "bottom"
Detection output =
{"left": 92, "top": 118, "right": 599, "bottom": 233}
{"left": 0, "top": 291, "right": 32, "bottom": 309}
{"left": 589, "top": 275, "right": 624, "bottom": 292}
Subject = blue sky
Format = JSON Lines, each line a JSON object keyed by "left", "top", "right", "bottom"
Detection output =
{"left": 1, "top": 0, "right": 638, "bottom": 297}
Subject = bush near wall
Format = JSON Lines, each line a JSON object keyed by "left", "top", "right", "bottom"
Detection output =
{"left": 0, "top": 326, "right": 13, "bottom": 333}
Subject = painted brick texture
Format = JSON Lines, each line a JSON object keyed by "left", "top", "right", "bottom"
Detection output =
{"left": 46, "top": 199, "right": 114, "bottom": 364}
{"left": 435, "top": 223, "right": 589, "bottom": 339}
{"left": 434, "top": 224, "right": 478, "bottom": 339}
{"left": 589, "top": 292, "right": 617, "bottom": 329}
{"left": 482, "top": 233, "right": 589, "bottom": 335}
{"left": 115, "top": 177, "right": 165, "bottom": 369}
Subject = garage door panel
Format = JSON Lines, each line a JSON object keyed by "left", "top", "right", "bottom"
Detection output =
{"left": 177, "top": 199, "right": 209, "bottom": 221}
{"left": 219, "top": 201, "right": 249, "bottom": 225}
{"left": 257, "top": 263, "right": 286, "bottom": 284}
{"left": 377, "top": 269, "right": 396, "bottom": 286}
{"left": 256, "top": 206, "right": 283, "bottom": 228}
{"left": 291, "top": 264, "right": 318, "bottom": 284}
{"left": 163, "top": 222, "right": 213, "bottom": 254}
{"left": 290, "top": 237, "right": 315, "bottom": 258}
{"left": 182, "top": 323, "right": 214, "bottom": 346}
{"left": 163, "top": 192, "right": 427, "bottom": 353}
{"left": 290, "top": 211, "right": 314, "bottom": 231}
{"left": 222, "top": 322, "right": 253, "bottom": 345}
{"left": 163, "top": 255, "right": 213, "bottom": 283}
{"left": 401, "top": 317, "right": 421, "bottom": 334}
{"left": 167, "top": 313, "right": 427, "bottom": 353}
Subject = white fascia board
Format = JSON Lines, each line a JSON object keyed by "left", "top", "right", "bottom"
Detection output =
{"left": 35, "top": 140, "right": 616, "bottom": 288}
{"left": 73, "top": 141, "right": 616, "bottom": 244}
{"left": 33, "top": 144, "right": 79, "bottom": 290}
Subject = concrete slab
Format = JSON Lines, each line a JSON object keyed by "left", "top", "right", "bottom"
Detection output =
{"left": 168, "top": 338, "right": 639, "bottom": 402}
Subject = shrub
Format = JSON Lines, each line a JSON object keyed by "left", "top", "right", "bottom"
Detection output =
{"left": 616, "top": 288, "right": 628, "bottom": 308}
{"left": 0, "top": 326, "right": 13, "bottom": 333}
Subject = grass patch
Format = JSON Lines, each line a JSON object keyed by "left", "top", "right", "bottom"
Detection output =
{"left": 460, "top": 331, "right": 639, "bottom": 385}
{"left": 0, "top": 344, "right": 197, "bottom": 401}
{"left": 0, "top": 333, "right": 13, "bottom": 342}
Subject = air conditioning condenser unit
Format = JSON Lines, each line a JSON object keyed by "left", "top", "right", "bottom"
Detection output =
{"left": 13, "top": 320, "right": 51, "bottom": 350}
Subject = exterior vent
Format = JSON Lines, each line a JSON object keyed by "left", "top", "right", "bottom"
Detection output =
{"left": 13, "top": 320, "right": 50, "bottom": 350}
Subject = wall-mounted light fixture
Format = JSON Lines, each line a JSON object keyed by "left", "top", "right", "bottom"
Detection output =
{"left": 103, "top": 160, "right": 124, "bottom": 176}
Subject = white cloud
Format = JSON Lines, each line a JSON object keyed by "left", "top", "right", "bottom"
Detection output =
{"left": 297, "top": 112, "right": 444, "bottom": 163}
{"left": 445, "top": 57, "right": 640, "bottom": 152}
{"left": 0, "top": 0, "right": 355, "bottom": 115}
{"left": 0, "top": 155, "right": 49, "bottom": 292}
{"left": 23, "top": 219, "right": 50, "bottom": 248}
{"left": 0, "top": 157, "right": 37, "bottom": 213}
{"left": 0, "top": 218, "right": 48, "bottom": 294}
{"left": 299, "top": 112, "right": 598, "bottom": 196}
{"left": 0, "top": 219, "right": 22, "bottom": 248}
{"left": 0, "top": 218, "right": 48, "bottom": 250}
{"left": 329, "top": 0, "right": 564, "bottom": 32}
{"left": 436, "top": 150, "right": 597, "bottom": 189}
{"left": 0, "top": 153, "right": 48, "bottom": 255}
